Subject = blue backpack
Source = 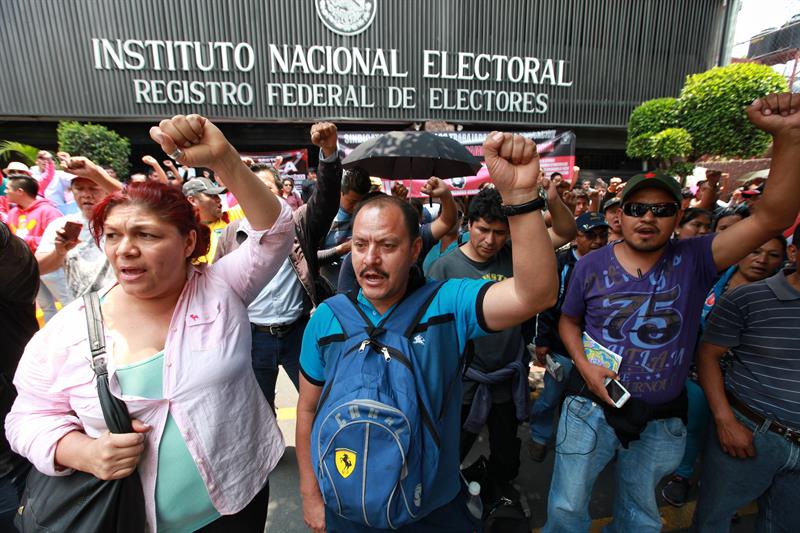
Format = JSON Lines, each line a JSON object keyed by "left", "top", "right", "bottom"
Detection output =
{"left": 311, "top": 281, "right": 451, "bottom": 529}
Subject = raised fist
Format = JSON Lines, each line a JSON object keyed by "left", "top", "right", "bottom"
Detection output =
{"left": 420, "top": 177, "right": 451, "bottom": 199}
{"left": 150, "top": 114, "right": 236, "bottom": 171}
{"left": 390, "top": 181, "right": 409, "bottom": 201}
{"left": 311, "top": 122, "right": 339, "bottom": 158}
{"left": 483, "top": 132, "right": 541, "bottom": 205}
{"left": 747, "top": 93, "right": 800, "bottom": 139}
{"left": 57, "top": 152, "right": 97, "bottom": 179}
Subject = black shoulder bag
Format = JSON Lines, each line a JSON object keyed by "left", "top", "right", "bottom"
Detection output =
{"left": 15, "top": 292, "right": 146, "bottom": 532}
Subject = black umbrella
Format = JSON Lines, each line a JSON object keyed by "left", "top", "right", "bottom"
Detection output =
{"left": 341, "top": 131, "right": 482, "bottom": 180}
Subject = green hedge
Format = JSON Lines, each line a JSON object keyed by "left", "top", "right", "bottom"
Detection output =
{"left": 627, "top": 97, "right": 681, "bottom": 139}
{"left": 57, "top": 122, "right": 131, "bottom": 178}
{"left": 678, "top": 63, "right": 787, "bottom": 158}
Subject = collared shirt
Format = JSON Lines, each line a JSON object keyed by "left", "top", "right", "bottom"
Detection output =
{"left": 702, "top": 269, "right": 800, "bottom": 429}
{"left": 6, "top": 203, "right": 294, "bottom": 531}
{"left": 248, "top": 257, "right": 304, "bottom": 326}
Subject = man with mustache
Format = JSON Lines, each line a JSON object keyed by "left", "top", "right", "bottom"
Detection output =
{"left": 296, "top": 132, "right": 558, "bottom": 533}
{"left": 543, "top": 93, "right": 800, "bottom": 533}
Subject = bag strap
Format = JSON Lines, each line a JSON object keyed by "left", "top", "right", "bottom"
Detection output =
{"left": 83, "top": 292, "right": 134, "bottom": 434}
{"left": 378, "top": 280, "right": 445, "bottom": 337}
{"left": 84, "top": 292, "right": 108, "bottom": 376}
{"left": 324, "top": 293, "right": 374, "bottom": 339}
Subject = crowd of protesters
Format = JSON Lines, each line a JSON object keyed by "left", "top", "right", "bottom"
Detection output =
{"left": 0, "top": 93, "right": 798, "bottom": 533}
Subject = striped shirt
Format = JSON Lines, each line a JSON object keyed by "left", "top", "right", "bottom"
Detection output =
{"left": 702, "top": 269, "right": 800, "bottom": 429}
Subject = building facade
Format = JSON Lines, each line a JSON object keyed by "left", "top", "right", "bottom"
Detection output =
{"left": 0, "top": 0, "right": 732, "bottom": 175}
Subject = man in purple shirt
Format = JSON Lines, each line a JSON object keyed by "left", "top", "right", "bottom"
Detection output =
{"left": 543, "top": 93, "right": 800, "bottom": 533}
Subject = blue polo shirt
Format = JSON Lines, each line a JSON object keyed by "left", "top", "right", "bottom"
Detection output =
{"left": 300, "top": 278, "right": 494, "bottom": 512}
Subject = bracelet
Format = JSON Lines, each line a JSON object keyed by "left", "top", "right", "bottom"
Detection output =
{"left": 501, "top": 196, "right": 546, "bottom": 217}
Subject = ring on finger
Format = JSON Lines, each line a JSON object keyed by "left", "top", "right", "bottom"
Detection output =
{"left": 169, "top": 148, "right": 185, "bottom": 161}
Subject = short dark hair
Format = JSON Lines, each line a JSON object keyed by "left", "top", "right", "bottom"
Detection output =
{"left": 409, "top": 198, "right": 424, "bottom": 223}
{"left": 573, "top": 189, "right": 589, "bottom": 200}
{"left": 342, "top": 167, "right": 371, "bottom": 195}
{"left": 467, "top": 187, "right": 507, "bottom": 225}
{"left": 551, "top": 172, "right": 563, "bottom": 180}
{"left": 353, "top": 194, "right": 420, "bottom": 242}
{"left": 251, "top": 164, "right": 281, "bottom": 189}
{"left": 8, "top": 176, "right": 39, "bottom": 198}
{"left": 792, "top": 224, "right": 800, "bottom": 248}
{"left": 771, "top": 234, "right": 788, "bottom": 253}
{"left": 712, "top": 204, "right": 750, "bottom": 231}
{"left": 679, "top": 208, "right": 712, "bottom": 227}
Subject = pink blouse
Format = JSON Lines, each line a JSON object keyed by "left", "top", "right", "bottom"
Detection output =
{"left": 6, "top": 202, "right": 294, "bottom": 531}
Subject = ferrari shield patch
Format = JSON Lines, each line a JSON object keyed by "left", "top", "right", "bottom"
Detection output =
{"left": 335, "top": 448, "right": 356, "bottom": 479}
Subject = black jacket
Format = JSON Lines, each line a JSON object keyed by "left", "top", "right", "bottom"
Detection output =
{"left": 534, "top": 246, "right": 580, "bottom": 356}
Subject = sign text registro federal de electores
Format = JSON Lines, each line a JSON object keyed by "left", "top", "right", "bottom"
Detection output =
{"left": 91, "top": 38, "right": 574, "bottom": 115}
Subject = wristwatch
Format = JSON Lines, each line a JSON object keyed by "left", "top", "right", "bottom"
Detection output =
{"left": 501, "top": 196, "right": 546, "bottom": 217}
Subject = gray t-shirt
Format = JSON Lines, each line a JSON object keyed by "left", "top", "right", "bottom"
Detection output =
{"left": 702, "top": 269, "right": 800, "bottom": 429}
{"left": 428, "top": 245, "right": 522, "bottom": 404}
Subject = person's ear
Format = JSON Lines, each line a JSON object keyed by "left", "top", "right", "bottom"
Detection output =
{"left": 184, "top": 229, "right": 197, "bottom": 259}
{"left": 410, "top": 236, "right": 422, "bottom": 263}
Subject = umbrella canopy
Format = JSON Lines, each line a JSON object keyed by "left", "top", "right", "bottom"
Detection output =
{"left": 342, "top": 131, "right": 481, "bottom": 179}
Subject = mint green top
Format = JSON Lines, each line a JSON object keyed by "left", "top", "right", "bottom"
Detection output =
{"left": 116, "top": 352, "right": 220, "bottom": 532}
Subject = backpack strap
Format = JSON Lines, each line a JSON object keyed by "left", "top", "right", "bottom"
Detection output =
{"left": 378, "top": 280, "right": 446, "bottom": 337}
{"left": 323, "top": 293, "right": 374, "bottom": 340}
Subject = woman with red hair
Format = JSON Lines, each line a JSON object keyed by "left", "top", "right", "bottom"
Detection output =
{"left": 6, "top": 115, "right": 294, "bottom": 531}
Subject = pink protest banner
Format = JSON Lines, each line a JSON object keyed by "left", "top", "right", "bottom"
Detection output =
{"left": 338, "top": 130, "right": 576, "bottom": 197}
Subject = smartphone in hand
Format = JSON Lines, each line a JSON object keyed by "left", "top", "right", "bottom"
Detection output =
{"left": 61, "top": 221, "right": 83, "bottom": 241}
{"left": 604, "top": 378, "right": 631, "bottom": 408}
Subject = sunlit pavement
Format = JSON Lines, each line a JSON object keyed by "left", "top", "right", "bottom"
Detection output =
{"left": 265, "top": 370, "right": 756, "bottom": 532}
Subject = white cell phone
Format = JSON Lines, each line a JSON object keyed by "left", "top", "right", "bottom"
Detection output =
{"left": 604, "top": 378, "right": 631, "bottom": 408}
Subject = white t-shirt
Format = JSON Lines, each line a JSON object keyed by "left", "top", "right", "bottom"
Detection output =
{"left": 38, "top": 213, "right": 116, "bottom": 298}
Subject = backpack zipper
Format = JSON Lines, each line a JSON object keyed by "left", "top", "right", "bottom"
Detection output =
{"left": 359, "top": 339, "right": 394, "bottom": 362}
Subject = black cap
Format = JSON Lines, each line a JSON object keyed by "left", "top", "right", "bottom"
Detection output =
{"left": 601, "top": 196, "right": 621, "bottom": 212}
{"left": 619, "top": 171, "right": 682, "bottom": 204}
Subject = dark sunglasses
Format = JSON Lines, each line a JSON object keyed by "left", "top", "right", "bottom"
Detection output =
{"left": 622, "top": 202, "right": 679, "bottom": 218}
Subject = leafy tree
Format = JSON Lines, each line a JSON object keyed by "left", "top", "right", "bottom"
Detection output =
{"left": 57, "top": 122, "right": 131, "bottom": 178}
{"left": 650, "top": 128, "right": 693, "bottom": 161}
{"left": 626, "top": 98, "right": 688, "bottom": 166}
{"left": 0, "top": 141, "right": 40, "bottom": 166}
{"left": 627, "top": 97, "right": 680, "bottom": 139}
{"left": 678, "top": 63, "right": 787, "bottom": 158}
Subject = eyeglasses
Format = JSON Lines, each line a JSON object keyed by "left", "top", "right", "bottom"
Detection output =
{"left": 622, "top": 202, "right": 679, "bottom": 218}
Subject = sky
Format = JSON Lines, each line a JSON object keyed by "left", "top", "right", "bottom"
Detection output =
{"left": 732, "top": 0, "right": 800, "bottom": 51}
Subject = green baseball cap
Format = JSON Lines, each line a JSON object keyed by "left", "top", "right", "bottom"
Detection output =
{"left": 619, "top": 170, "right": 682, "bottom": 204}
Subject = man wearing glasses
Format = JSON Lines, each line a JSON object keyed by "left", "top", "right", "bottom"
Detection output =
{"left": 543, "top": 94, "right": 800, "bottom": 533}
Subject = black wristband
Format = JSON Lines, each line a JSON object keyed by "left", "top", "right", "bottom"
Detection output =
{"left": 501, "top": 197, "right": 546, "bottom": 217}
